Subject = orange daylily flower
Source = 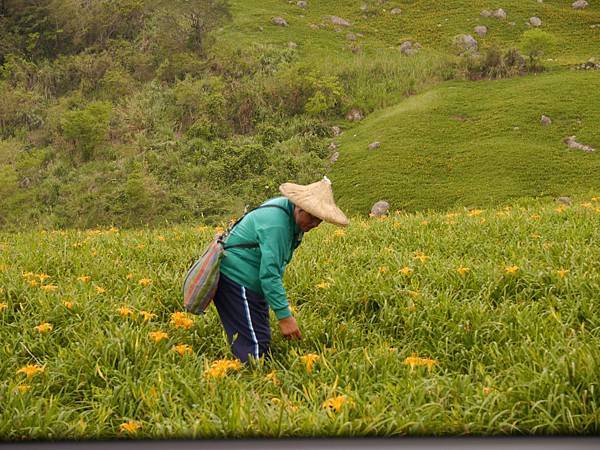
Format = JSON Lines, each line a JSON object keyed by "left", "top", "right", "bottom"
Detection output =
{"left": 149, "top": 331, "right": 168, "bottom": 343}
{"left": 172, "top": 344, "right": 193, "bottom": 356}
{"left": 170, "top": 312, "right": 194, "bottom": 330}
{"left": 34, "top": 322, "right": 53, "bottom": 333}
{"left": 300, "top": 353, "right": 319, "bottom": 373}
{"left": 204, "top": 359, "right": 242, "bottom": 378}
{"left": 322, "top": 395, "right": 350, "bottom": 413}
{"left": 17, "top": 364, "right": 45, "bottom": 378}
{"left": 404, "top": 355, "right": 437, "bottom": 370}
{"left": 119, "top": 421, "right": 141, "bottom": 434}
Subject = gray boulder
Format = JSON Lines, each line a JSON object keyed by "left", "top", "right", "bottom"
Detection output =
{"left": 480, "top": 10, "right": 492, "bottom": 17}
{"left": 453, "top": 34, "right": 478, "bottom": 53}
{"left": 492, "top": 8, "right": 507, "bottom": 20}
{"left": 399, "top": 41, "right": 421, "bottom": 55}
{"left": 541, "top": 115, "right": 552, "bottom": 125}
{"left": 346, "top": 108, "right": 364, "bottom": 121}
{"left": 370, "top": 201, "right": 390, "bottom": 217}
{"left": 572, "top": 0, "right": 589, "bottom": 9}
{"left": 332, "top": 126, "right": 342, "bottom": 136}
{"left": 390, "top": 8, "right": 402, "bottom": 14}
{"left": 272, "top": 17, "right": 288, "bottom": 26}
{"left": 297, "top": 1, "right": 308, "bottom": 8}
{"left": 329, "top": 151, "right": 339, "bottom": 163}
{"left": 368, "top": 141, "right": 381, "bottom": 150}
{"left": 474, "top": 25, "right": 487, "bottom": 37}
{"left": 557, "top": 196, "right": 572, "bottom": 206}
{"left": 529, "top": 17, "right": 542, "bottom": 27}
{"left": 329, "top": 15, "right": 351, "bottom": 27}
{"left": 564, "top": 136, "right": 595, "bottom": 152}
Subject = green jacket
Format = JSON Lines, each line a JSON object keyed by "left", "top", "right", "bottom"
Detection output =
{"left": 219, "top": 197, "right": 303, "bottom": 319}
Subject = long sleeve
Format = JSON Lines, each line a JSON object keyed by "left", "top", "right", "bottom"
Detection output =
{"left": 256, "top": 223, "right": 292, "bottom": 320}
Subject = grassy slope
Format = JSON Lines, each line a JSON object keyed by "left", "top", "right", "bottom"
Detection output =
{"left": 220, "top": 0, "right": 600, "bottom": 215}
{"left": 331, "top": 70, "right": 600, "bottom": 213}
{"left": 223, "top": 0, "right": 600, "bottom": 65}
{"left": 1, "top": 199, "right": 599, "bottom": 436}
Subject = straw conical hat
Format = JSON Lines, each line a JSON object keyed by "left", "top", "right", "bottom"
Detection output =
{"left": 279, "top": 176, "right": 349, "bottom": 226}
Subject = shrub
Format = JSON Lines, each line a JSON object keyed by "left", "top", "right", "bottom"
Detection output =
{"left": 520, "top": 29, "right": 556, "bottom": 71}
{"left": 203, "top": 139, "right": 269, "bottom": 188}
{"left": 186, "top": 117, "right": 217, "bottom": 140}
{"left": 99, "top": 67, "right": 137, "bottom": 103}
{"left": 34, "top": 52, "right": 115, "bottom": 97}
{"left": 0, "top": 82, "right": 44, "bottom": 137}
{"left": 123, "top": 169, "right": 158, "bottom": 224}
{"left": 172, "top": 75, "right": 227, "bottom": 132}
{"left": 256, "top": 123, "right": 284, "bottom": 147}
{"left": 209, "top": 43, "right": 296, "bottom": 79}
{"left": 267, "top": 65, "right": 345, "bottom": 117}
{"left": 459, "top": 46, "right": 527, "bottom": 80}
{"left": 156, "top": 52, "right": 205, "bottom": 83}
{"left": 61, "top": 101, "right": 112, "bottom": 161}
{"left": 0, "top": 54, "right": 39, "bottom": 90}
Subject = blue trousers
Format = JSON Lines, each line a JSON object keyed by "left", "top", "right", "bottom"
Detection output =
{"left": 213, "top": 273, "right": 271, "bottom": 363}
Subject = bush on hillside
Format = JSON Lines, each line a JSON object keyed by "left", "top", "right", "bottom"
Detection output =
{"left": 121, "top": 166, "right": 167, "bottom": 226}
{"left": 208, "top": 44, "right": 297, "bottom": 79}
{"left": 201, "top": 139, "right": 269, "bottom": 188}
{"left": 266, "top": 65, "right": 345, "bottom": 117}
{"left": 99, "top": 67, "right": 138, "bottom": 103}
{"left": 459, "top": 46, "right": 526, "bottom": 80}
{"left": 520, "top": 29, "right": 556, "bottom": 72}
{"left": 0, "top": 0, "right": 146, "bottom": 59}
{"left": 172, "top": 75, "right": 227, "bottom": 133}
{"left": 0, "top": 82, "right": 44, "bottom": 137}
{"left": 61, "top": 101, "right": 112, "bottom": 161}
{"left": 155, "top": 52, "right": 206, "bottom": 83}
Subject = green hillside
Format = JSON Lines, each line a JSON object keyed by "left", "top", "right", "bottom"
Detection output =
{"left": 332, "top": 70, "right": 600, "bottom": 214}
{"left": 0, "top": 0, "right": 598, "bottom": 228}
{"left": 225, "top": 0, "right": 600, "bottom": 64}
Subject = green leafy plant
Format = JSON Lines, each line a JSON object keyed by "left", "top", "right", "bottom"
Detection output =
{"left": 61, "top": 101, "right": 112, "bottom": 161}
{"left": 520, "top": 29, "right": 556, "bottom": 71}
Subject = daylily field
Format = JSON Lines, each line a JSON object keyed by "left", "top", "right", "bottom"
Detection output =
{"left": 1, "top": 198, "right": 599, "bottom": 438}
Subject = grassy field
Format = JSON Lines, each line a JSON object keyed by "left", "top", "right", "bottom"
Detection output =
{"left": 1, "top": 0, "right": 599, "bottom": 440}
{"left": 1, "top": 198, "right": 599, "bottom": 438}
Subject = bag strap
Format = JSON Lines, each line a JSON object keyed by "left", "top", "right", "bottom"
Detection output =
{"left": 219, "top": 204, "right": 291, "bottom": 250}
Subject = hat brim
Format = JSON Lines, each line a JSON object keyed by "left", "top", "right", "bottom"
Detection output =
{"left": 279, "top": 182, "right": 349, "bottom": 226}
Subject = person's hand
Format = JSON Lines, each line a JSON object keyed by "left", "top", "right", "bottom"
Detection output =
{"left": 278, "top": 315, "right": 302, "bottom": 340}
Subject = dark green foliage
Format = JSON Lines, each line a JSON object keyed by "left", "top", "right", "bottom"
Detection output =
{"left": 0, "top": 0, "right": 402, "bottom": 230}
{"left": 60, "top": 101, "right": 112, "bottom": 161}
{"left": 459, "top": 46, "right": 527, "bottom": 80}
{"left": 266, "top": 65, "right": 346, "bottom": 117}
{"left": 0, "top": 80, "right": 44, "bottom": 137}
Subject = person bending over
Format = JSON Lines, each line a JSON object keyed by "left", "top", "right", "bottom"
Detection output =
{"left": 214, "top": 176, "right": 349, "bottom": 362}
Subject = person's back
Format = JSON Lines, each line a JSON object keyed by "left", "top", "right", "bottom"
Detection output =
{"left": 211, "top": 177, "right": 349, "bottom": 362}
{"left": 220, "top": 196, "right": 303, "bottom": 320}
